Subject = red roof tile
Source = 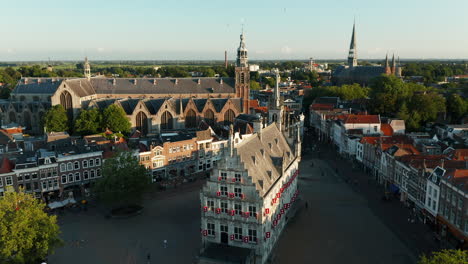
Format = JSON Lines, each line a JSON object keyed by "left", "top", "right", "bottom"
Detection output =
{"left": 310, "top": 103, "right": 334, "bottom": 111}
{"left": 453, "top": 149, "right": 468, "bottom": 161}
{"left": 249, "top": 99, "right": 260, "bottom": 109}
{"left": 344, "top": 114, "right": 380, "bottom": 124}
{"left": 380, "top": 124, "right": 394, "bottom": 136}
{"left": 360, "top": 136, "right": 380, "bottom": 144}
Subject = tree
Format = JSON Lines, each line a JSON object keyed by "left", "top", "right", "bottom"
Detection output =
{"left": 102, "top": 105, "right": 131, "bottom": 134}
{"left": 418, "top": 249, "right": 467, "bottom": 264}
{"left": 250, "top": 80, "right": 261, "bottom": 91}
{"left": 74, "top": 108, "right": 102, "bottom": 135}
{"left": 0, "top": 191, "right": 62, "bottom": 263}
{"left": 93, "top": 151, "right": 151, "bottom": 207}
{"left": 397, "top": 102, "right": 410, "bottom": 121}
{"left": 447, "top": 93, "right": 467, "bottom": 122}
{"left": 44, "top": 105, "right": 68, "bottom": 132}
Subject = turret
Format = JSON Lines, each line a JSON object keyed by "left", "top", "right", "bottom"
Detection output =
{"left": 235, "top": 31, "right": 250, "bottom": 114}
{"left": 84, "top": 57, "right": 91, "bottom": 80}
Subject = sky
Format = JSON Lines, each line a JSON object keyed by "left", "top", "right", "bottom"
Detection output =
{"left": 0, "top": 0, "right": 467, "bottom": 61}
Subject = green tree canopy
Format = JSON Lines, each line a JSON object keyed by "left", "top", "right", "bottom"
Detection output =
{"left": 74, "top": 108, "right": 102, "bottom": 135}
{"left": 250, "top": 80, "right": 261, "bottom": 91}
{"left": 44, "top": 105, "right": 68, "bottom": 132}
{"left": 0, "top": 191, "right": 62, "bottom": 263}
{"left": 418, "top": 249, "right": 467, "bottom": 264}
{"left": 93, "top": 151, "right": 151, "bottom": 207}
{"left": 447, "top": 93, "right": 467, "bottom": 122}
{"left": 102, "top": 105, "right": 131, "bottom": 134}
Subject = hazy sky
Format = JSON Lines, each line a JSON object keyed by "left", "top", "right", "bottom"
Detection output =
{"left": 0, "top": 0, "right": 467, "bottom": 61}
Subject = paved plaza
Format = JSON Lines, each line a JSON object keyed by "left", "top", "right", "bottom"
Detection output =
{"left": 50, "top": 144, "right": 424, "bottom": 264}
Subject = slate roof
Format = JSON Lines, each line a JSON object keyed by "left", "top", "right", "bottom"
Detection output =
{"left": 144, "top": 99, "right": 166, "bottom": 115}
{"left": 91, "top": 77, "right": 235, "bottom": 95}
{"left": 235, "top": 124, "right": 296, "bottom": 197}
{"left": 12, "top": 78, "right": 64, "bottom": 95}
{"left": 64, "top": 79, "right": 96, "bottom": 97}
{"left": 94, "top": 99, "right": 117, "bottom": 109}
{"left": 210, "top": 98, "right": 228, "bottom": 112}
{"left": 193, "top": 99, "right": 208, "bottom": 112}
{"left": 118, "top": 99, "right": 140, "bottom": 115}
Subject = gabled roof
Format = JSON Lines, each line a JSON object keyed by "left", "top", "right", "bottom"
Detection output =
{"left": 194, "top": 99, "right": 208, "bottom": 112}
{"left": 91, "top": 77, "right": 235, "bottom": 95}
{"left": 144, "top": 99, "right": 166, "bottom": 115}
{"left": 310, "top": 103, "right": 334, "bottom": 111}
{"left": 118, "top": 99, "right": 140, "bottom": 115}
{"left": 210, "top": 98, "right": 229, "bottom": 112}
{"left": 381, "top": 124, "right": 394, "bottom": 136}
{"left": 235, "top": 124, "right": 296, "bottom": 197}
{"left": 12, "top": 78, "right": 64, "bottom": 95}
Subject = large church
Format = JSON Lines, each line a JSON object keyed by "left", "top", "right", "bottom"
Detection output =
{"left": 332, "top": 23, "right": 403, "bottom": 86}
{"left": 0, "top": 33, "right": 251, "bottom": 135}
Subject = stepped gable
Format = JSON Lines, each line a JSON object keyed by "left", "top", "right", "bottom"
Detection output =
{"left": 91, "top": 77, "right": 235, "bottom": 95}
{"left": 235, "top": 124, "right": 295, "bottom": 197}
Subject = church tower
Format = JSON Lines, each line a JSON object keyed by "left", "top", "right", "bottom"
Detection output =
{"left": 347, "top": 22, "right": 357, "bottom": 67}
{"left": 235, "top": 32, "right": 250, "bottom": 114}
{"left": 384, "top": 53, "right": 392, "bottom": 75}
{"left": 391, "top": 54, "right": 396, "bottom": 75}
{"left": 84, "top": 57, "right": 91, "bottom": 80}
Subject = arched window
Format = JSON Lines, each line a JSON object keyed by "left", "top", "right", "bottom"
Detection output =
{"left": 67, "top": 162, "right": 73, "bottom": 171}
{"left": 240, "top": 73, "right": 245, "bottom": 83}
{"left": 160, "top": 111, "right": 173, "bottom": 130}
{"left": 60, "top": 91, "right": 72, "bottom": 110}
{"left": 60, "top": 90, "right": 73, "bottom": 120}
{"left": 224, "top": 109, "right": 235, "bottom": 126}
{"left": 9, "top": 111, "right": 16, "bottom": 123}
{"left": 60, "top": 164, "right": 66, "bottom": 172}
{"left": 23, "top": 112, "right": 32, "bottom": 130}
{"left": 185, "top": 109, "right": 197, "bottom": 128}
{"left": 136, "top": 111, "right": 148, "bottom": 135}
{"left": 204, "top": 109, "right": 215, "bottom": 127}
{"left": 74, "top": 161, "right": 80, "bottom": 170}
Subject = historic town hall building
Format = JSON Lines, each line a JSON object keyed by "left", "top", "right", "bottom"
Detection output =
{"left": 199, "top": 121, "right": 302, "bottom": 264}
{"left": 0, "top": 33, "right": 251, "bottom": 135}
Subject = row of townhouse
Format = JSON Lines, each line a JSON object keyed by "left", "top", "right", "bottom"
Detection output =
{"left": 136, "top": 128, "right": 233, "bottom": 182}
{"left": 309, "top": 98, "right": 468, "bottom": 249}
{"left": 0, "top": 147, "right": 103, "bottom": 205}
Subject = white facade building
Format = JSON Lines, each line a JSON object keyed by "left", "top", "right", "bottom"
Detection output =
{"left": 199, "top": 123, "right": 301, "bottom": 264}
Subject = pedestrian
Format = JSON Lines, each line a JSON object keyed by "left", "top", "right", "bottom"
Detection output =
{"left": 163, "top": 239, "right": 167, "bottom": 248}
{"left": 147, "top": 253, "right": 151, "bottom": 264}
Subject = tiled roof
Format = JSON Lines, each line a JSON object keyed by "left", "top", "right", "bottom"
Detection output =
{"left": 249, "top": 99, "right": 260, "bottom": 109}
{"left": 344, "top": 114, "right": 380, "bottom": 124}
{"left": 453, "top": 149, "right": 468, "bottom": 161}
{"left": 360, "top": 136, "right": 380, "bottom": 144}
{"left": 235, "top": 124, "right": 296, "bottom": 197}
{"left": 91, "top": 77, "right": 235, "bottom": 95}
{"left": 310, "top": 103, "right": 334, "bottom": 111}
{"left": 381, "top": 124, "right": 394, "bottom": 136}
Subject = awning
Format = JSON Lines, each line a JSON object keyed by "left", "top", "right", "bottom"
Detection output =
{"left": 48, "top": 198, "right": 77, "bottom": 209}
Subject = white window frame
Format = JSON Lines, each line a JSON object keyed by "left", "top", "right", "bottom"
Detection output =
{"left": 60, "top": 163, "right": 66, "bottom": 172}
{"left": 83, "top": 171, "right": 89, "bottom": 180}
{"left": 89, "top": 159, "right": 94, "bottom": 167}
{"left": 75, "top": 172, "right": 81, "bottom": 182}
{"left": 83, "top": 160, "right": 88, "bottom": 168}
{"left": 207, "top": 223, "right": 215, "bottom": 236}
{"left": 5, "top": 176, "right": 13, "bottom": 186}
{"left": 74, "top": 161, "right": 80, "bottom": 170}
{"left": 234, "top": 227, "right": 243, "bottom": 240}
{"left": 61, "top": 175, "right": 67, "bottom": 184}
{"left": 67, "top": 162, "right": 73, "bottom": 171}
{"left": 95, "top": 158, "right": 101, "bottom": 166}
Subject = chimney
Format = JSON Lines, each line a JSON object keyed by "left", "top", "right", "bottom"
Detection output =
{"left": 37, "top": 78, "right": 41, "bottom": 84}
{"left": 224, "top": 50, "right": 228, "bottom": 69}
{"left": 113, "top": 78, "right": 116, "bottom": 85}
{"left": 220, "top": 78, "right": 223, "bottom": 85}
{"left": 153, "top": 79, "right": 157, "bottom": 85}
{"left": 175, "top": 79, "right": 179, "bottom": 85}
{"left": 197, "top": 79, "right": 201, "bottom": 85}
{"left": 134, "top": 79, "right": 137, "bottom": 85}
{"left": 24, "top": 78, "right": 28, "bottom": 84}
{"left": 253, "top": 119, "right": 262, "bottom": 135}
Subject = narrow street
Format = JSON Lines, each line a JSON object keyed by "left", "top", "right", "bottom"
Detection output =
{"left": 274, "top": 141, "right": 419, "bottom": 264}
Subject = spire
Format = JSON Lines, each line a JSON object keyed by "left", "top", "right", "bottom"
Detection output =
{"left": 391, "top": 53, "right": 396, "bottom": 75}
{"left": 347, "top": 21, "right": 357, "bottom": 67}
{"left": 384, "top": 53, "right": 389, "bottom": 68}
{"left": 274, "top": 69, "right": 281, "bottom": 108}
{"left": 236, "top": 31, "right": 248, "bottom": 68}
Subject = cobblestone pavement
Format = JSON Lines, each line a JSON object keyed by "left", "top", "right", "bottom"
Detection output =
{"left": 273, "top": 146, "right": 418, "bottom": 264}
{"left": 49, "top": 180, "right": 205, "bottom": 264}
